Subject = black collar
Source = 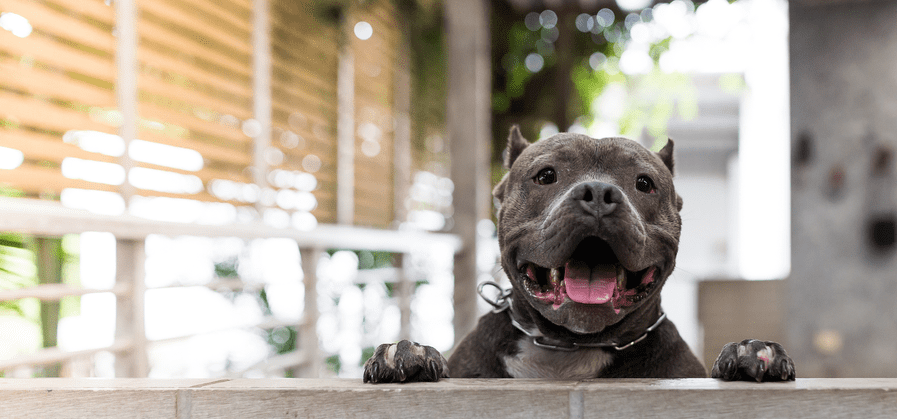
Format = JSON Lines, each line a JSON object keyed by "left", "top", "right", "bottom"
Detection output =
{"left": 477, "top": 281, "right": 666, "bottom": 352}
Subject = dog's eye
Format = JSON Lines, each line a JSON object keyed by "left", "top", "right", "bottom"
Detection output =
{"left": 534, "top": 168, "right": 557, "bottom": 185}
{"left": 636, "top": 175, "right": 656, "bottom": 193}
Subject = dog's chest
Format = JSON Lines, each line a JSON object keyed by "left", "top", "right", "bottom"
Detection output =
{"left": 502, "top": 336, "right": 613, "bottom": 379}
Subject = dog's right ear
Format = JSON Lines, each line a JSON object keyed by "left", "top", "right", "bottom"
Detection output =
{"left": 504, "top": 125, "right": 530, "bottom": 169}
{"left": 495, "top": 125, "right": 530, "bottom": 204}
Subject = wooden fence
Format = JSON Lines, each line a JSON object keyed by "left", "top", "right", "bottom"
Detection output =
{"left": 0, "top": 196, "right": 461, "bottom": 377}
{"left": 1, "top": 378, "right": 895, "bottom": 418}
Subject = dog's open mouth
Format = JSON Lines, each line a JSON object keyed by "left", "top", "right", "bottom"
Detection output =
{"left": 519, "top": 237, "right": 658, "bottom": 309}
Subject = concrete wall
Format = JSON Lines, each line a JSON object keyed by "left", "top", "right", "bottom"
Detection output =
{"left": 790, "top": 0, "right": 897, "bottom": 377}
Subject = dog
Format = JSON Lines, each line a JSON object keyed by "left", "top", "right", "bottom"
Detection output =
{"left": 363, "top": 127, "right": 795, "bottom": 383}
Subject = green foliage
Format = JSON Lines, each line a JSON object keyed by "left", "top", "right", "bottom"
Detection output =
{"left": 214, "top": 256, "right": 240, "bottom": 278}
{"left": 570, "top": 63, "right": 624, "bottom": 122}
{"left": 326, "top": 353, "right": 341, "bottom": 374}
{"left": 0, "top": 234, "right": 34, "bottom": 317}
{"left": 618, "top": 72, "right": 698, "bottom": 147}
{"left": 501, "top": 23, "right": 543, "bottom": 100}
{"left": 489, "top": 3, "right": 710, "bottom": 168}
{"left": 326, "top": 249, "right": 395, "bottom": 270}
{"left": 361, "top": 346, "right": 375, "bottom": 367}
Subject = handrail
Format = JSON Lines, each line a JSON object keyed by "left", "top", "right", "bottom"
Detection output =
{"left": 146, "top": 317, "right": 307, "bottom": 346}
{"left": 0, "top": 339, "right": 133, "bottom": 371}
{"left": 0, "top": 197, "right": 463, "bottom": 253}
{"left": 0, "top": 378, "right": 894, "bottom": 418}
{"left": 0, "top": 283, "right": 129, "bottom": 302}
{"left": 0, "top": 196, "right": 461, "bottom": 378}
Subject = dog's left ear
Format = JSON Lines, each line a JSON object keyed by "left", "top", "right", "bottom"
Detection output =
{"left": 657, "top": 138, "right": 675, "bottom": 175}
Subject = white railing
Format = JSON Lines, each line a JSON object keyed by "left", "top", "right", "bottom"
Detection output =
{"left": 0, "top": 196, "right": 461, "bottom": 377}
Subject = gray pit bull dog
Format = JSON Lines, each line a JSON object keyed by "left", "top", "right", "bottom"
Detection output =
{"left": 363, "top": 127, "right": 795, "bottom": 383}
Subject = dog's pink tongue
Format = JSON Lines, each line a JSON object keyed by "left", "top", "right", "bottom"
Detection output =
{"left": 564, "top": 261, "right": 617, "bottom": 304}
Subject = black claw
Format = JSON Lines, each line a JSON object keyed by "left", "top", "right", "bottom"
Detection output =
{"left": 428, "top": 359, "right": 439, "bottom": 380}
{"left": 396, "top": 358, "right": 406, "bottom": 382}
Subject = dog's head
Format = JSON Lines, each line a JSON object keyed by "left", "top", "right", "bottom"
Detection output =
{"left": 493, "top": 126, "right": 682, "bottom": 335}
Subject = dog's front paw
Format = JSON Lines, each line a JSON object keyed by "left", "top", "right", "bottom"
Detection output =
{"left": 363, "top": 340, "right": 449, "bottom": 383}
{"left": 711, "top": 339, "right": 795, "bottom": 382}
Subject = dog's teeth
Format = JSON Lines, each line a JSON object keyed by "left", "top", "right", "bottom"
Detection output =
{"left": 616, "top": 265, "right": 626, "bottom": 290}
{"left": 549, "top": 268, "right": 561, "bottom": 288}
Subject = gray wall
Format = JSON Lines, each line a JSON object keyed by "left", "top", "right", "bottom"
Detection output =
{"left": 790, "top": 0, "right": 897, "bottom": 377}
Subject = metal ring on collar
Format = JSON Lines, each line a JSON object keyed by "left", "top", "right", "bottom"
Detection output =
{"left": 476, "top": 281, "right": 512, "bottom": 313}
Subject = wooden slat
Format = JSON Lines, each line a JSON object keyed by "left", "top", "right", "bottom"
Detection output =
{"left": 269, "top": 3, "right": 339, "bottom": 58}
{"left": 3, "top": 0, "right": 114, "bottom": 54}
{"left": 0, "top": 91, "right": 116, "bottom": 134}
{"left": 356, "top": 93, "right": 394, "bottom": 111}
{"left": 276, "top": 139, "right": 337, "bottom": 167}
{"left": 130, "top": 189, "right": 227, "bottom": 204}
{"left": 272, "top": 132, "right": 336, "bottom": 152}
{"left": 355, "top": 34, "right": 398, "bottom": 65}
{"left": 139, "top": 13, "right": 251, "bottom": 76}
{"left": 141, "top": 0, "right": 250, "bottom": 55}
{"left": 355, "top": 180, "right": 392, "bottom": 196}
{"left": 139, "top": 89, "right": 248, "bottom": 131}
{"left": 180, "top": 0, "right": 252, "bottom": 33}
{"left": 51, "top": 0, "right": 114, "bottom": 24}
{"left": 138, "top": 47, "right": 252, "bottom": 99}
{"left": 271, "top": 64, "right": 337, "bottom": 100}
{"left": 138, "top": 101, "right": 249, "bottom": 144}
{"left": 270, "top": 32, "right": 338, "bottom": 72}
{"left": 228, "top": 0, "right": 252, "bottom": 10}
{"left": 312, "top": 210, "right": 335, "bottom": 225}
{"left": 356, "top": 78, "right": 394, "bottom": 103}
{"left": 0, "top": 61, "right": 114, "bottom": 108}
{"left": 0, "top": 31, "right": 115, "bottom": 81}
{"left": 270, "top": 36, "right": 339, "bottom": 86}
{"left": 0, "top": 164, "right": 118, "bottom": 195}
{"left": 202, "top": 0, "right": 252, "bottom": 24}
{"left": 355, "top": 165, "right": 392, "bottom": 179}
{"left": 135, "top": 161, "right": 249, "bottom": 186}
{"left": 277, "top": 150, "right": 338, "bottom": 173}
{"left": 271, "top": 80, "right": 337, "bottom": 112}
{"left": 139, "top": 65, "right": 252, "bottom": 109}
{"left": 138, "top": 74, "right": 251, "bottom": 120}
{"left": 270, "top": 111, "right": 336, "bottom": 135}
{"left": 136, "top": 131, "right": 252, "bottom": 169}
{"left": 1, "top": 130, "right": 116, "bottom": 164}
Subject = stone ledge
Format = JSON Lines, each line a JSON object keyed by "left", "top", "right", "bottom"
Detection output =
{"left": 1, "top": 378, "right": 896, "bottom": 418}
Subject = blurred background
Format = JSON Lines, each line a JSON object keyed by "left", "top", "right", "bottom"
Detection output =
{"left": 0, "top": 0, "right": 892, "bottom": 379}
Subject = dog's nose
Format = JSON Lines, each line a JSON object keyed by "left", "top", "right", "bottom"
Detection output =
{"left": 574, "top": 181, "right": 622, "bottom": 216}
